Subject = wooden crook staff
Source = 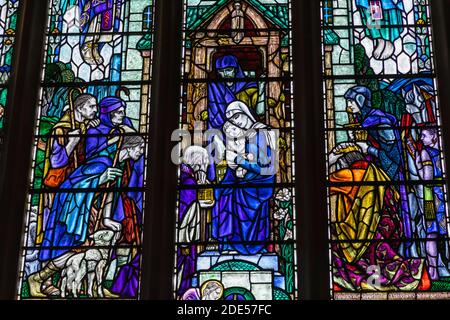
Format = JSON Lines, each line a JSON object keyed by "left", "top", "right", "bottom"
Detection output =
{"left": 68, "top": 87, "right": 84, "bottom": 169}
{"left": 94, "top": 127, "right": 125, "bottom": 234}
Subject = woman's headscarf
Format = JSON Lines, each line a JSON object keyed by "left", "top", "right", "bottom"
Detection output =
{"left": 225, "top": 101, "right": 277, "bottom": 152}
{"left": 226, "top": 100, "right": 257, "bottom": 124}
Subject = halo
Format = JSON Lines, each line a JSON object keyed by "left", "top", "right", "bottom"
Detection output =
{"left": 201, "top": 280, "right": 224, "bottom": 299}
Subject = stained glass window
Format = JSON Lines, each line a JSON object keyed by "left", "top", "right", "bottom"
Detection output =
{"left": 174, "top": 0, "right": 297, "bottom": 300}
{"left": 0, "top": 0, "right": 19, "bottom": 149}
{"left": 18, "top": 0, "right": 155, "bottom": 299}
{"left": 321, "top": 0, "right": 450, "bottom": 299}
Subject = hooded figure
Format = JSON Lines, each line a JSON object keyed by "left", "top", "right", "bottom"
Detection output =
{"left": 207, "top": 55, "right": 258, "bottom": 129}
{"left": 344, "top": 85, "right": 413, "bottom": 255}
{"left": 344, "top": 86, "right": 402, "bottom": 180}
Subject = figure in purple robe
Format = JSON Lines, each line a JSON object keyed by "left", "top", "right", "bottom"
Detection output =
{"left": 84, "top": 97, "right": 145, "bottom": 298}
{"left": 86, "top": 96, "right": 144, "bottom": 213}
{"left": 176, "top": 146, "right": 212, "bottom": 297}
{"left": 176, "top": 163, "right": 198, "bottom": 297}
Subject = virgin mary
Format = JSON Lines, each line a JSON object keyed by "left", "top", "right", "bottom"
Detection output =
{"left": 211, "top": 101, "right": 277, "bottom": 255}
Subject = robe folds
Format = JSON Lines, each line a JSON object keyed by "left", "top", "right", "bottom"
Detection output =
{"left": 358, "top": 105, "right": 413, "bottom": 244}
{"left": 330, "top": 161, "right": 427, "bottom": 291}
{"left": 78, "top": 0, "right": 124, "bottom": 45}
{"left": 39, "top": 154, "right": 141, "bottom": 262}
{"left": 85, "top": 97, "right": 144, "bottom": 213}
{"left": 176, "top": 164, "right": 199, "bottom": 297}
{"left": 207, "top": 55, "right": 258, "bottom": 130}
{"left": 212, "top": 139, "right": 275, "bottom": 255}
{"left": 356, "top": 0, "right": 404, "bottom": 42}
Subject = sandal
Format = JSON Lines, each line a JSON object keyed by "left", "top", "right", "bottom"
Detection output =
{"left": 102, "top": 288, "right": 120, "bottom": 299}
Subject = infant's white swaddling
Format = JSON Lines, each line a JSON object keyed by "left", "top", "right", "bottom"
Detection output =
{"left": 226, "top": 136, "right": 247, "bottom": 177}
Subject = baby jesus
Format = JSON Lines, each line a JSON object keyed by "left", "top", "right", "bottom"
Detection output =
{"left": 228, "top": 151, "right": 255, "bottom": 179}
{"left": 214, "top": 119, "right": 255, "bottom": 179}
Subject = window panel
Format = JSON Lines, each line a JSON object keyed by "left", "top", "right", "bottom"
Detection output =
{"left": 174, "top": 0, "right": 297, "bottom": 301}
{"left": 0, "top": 0, "right": 20, "bottom": 149}
{"left": 18, "top": 0, "right": 155, "bottom": 300}
{"left": 321, "top": 0, "right": 450, "bottom": 299}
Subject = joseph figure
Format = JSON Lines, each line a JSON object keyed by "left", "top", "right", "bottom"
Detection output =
{"left": 207, "top": 55, "right": 258, "bottom": 130}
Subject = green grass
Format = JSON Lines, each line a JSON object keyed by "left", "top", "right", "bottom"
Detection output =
{"left": 431, "top": 277, "right": 450, "bottom": 292}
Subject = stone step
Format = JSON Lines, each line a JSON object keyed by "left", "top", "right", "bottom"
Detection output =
{"left": 193, "top": 270, "right": 286, "bottom": 291}
{"left": 198, "top": 270, "right": 274, "bottom": 300}
{"left": 197, "top": 251, "right": 280, "bottom": 272}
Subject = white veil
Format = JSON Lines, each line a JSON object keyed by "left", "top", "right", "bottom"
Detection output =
{"left": 225, "top": 101, "right": 277, "bottom": 161}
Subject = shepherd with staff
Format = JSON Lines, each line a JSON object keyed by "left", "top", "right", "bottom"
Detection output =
{"left": 36, "top": 90, "right": 100, "bottom": 244}
{"left": 43, "top": 88, "right": 100, "bottom": 187}
{"left": 85, "top": 87, "right": 134, "bottom": 158}
{"left": 82, "top": 90, "right": 146, "bottom": 298}
{"left": 30, "top": 89, "right": 101, "bottom": 297}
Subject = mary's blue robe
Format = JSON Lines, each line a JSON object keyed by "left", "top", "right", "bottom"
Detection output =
{"left": 85, "top": 99, "right": 144, "bottom": 213}
{"left": 212, "top": 135, "right": 275, "bottom": 255}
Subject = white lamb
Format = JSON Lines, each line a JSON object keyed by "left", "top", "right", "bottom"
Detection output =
{"left": 60, "top": 230, "right": 115, "bottom": 298}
